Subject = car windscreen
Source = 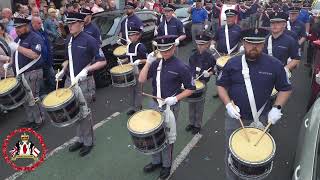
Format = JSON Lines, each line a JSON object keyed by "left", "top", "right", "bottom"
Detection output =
{"left": 175, "top": 8, "right": 189, "bottom": 18}
{"left": 315, "top": 2, "right": 320, "bottom": 10}
{"left": 93, "top": 15, "right": 121, "bottom": 39}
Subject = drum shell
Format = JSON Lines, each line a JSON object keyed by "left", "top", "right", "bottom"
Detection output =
{"left": 127, "top": 110, "right": 167, "bottom": 155}
{"left": 184, "top": 83, "right": 206, "bottom": 102}
{"left": 0, "top": 79, "right": 27, "bottom": 110}
{"left": 42, "top": 93, "right": 81, "bottom": 127}
{"left": 228, "top": 127, "right": 276, "bottom": 178}
{"left": 110, "top": 68, "right": 136, "bottom": 87}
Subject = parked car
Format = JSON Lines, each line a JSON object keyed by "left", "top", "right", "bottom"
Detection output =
{"left": 291, "top": 97, "right": 320, "bottom": 180}
{"left": 174, "top": 6, "right": 192, "bottom": 41}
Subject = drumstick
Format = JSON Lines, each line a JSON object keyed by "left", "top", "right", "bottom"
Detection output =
{"left": 254, "top": 122, "right": 272, "bottom": 146}
{"left": 142, "top": 92, "right": 165, "bottom": 101}
{"left": 56, "top": 69, "right": 60, "bottom": 96}
{"left": 117, "top": 57, "right": 124, "bottom": 68}
{"left": 117, "top": 36, "right": 129, "bottom": 44}
{"left": 195, "top": 67, "right": 213, "bottom": 81}
{"left": 4, "top": 60, "right": 8, "bottom": 79}
{"left": 231, "top": 101, "right": 250, "bottom": 142}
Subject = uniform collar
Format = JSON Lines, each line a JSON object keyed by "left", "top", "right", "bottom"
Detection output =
{"left": 72, "top": 31, "right": 83, "bottom": 40}
{"left": 19, "top": 31, "right": 30, "bottom": 40}
{"left": 84, "top": 22, "right": 92, "bottom": 28}
{"left": 163, "top": 55, "right": 175, "bottom": 63}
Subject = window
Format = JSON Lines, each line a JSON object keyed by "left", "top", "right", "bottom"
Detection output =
{"left": 93, "top": 15, "right": 121, "bottom": 39}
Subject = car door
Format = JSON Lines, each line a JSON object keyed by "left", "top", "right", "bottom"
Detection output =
{"left": 136, "top": 12, "right": 157, "bottom": 48}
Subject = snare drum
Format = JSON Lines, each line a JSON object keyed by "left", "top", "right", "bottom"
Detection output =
{"left": 42, "top": 88, "right": 81, "bottom": 127}
{"left": 185, "top": 80, "right": 206, "bottom": 102}
{"left": 110, "top": 64, "right": 136, "bottom": 87}
{"left": 216, "top": 56, "right": 230, "bottom": 75}
{"left": 0, "top": 77, "right": 27, "bottom": 110}
{"left": 229, "top": 127, "right": 276, "bottom": 179}
{"left": 113, "top": 45, "right": 128, "bottom": 63}
{"left": 127, "top": 109, "right": 167, "bottom": 155}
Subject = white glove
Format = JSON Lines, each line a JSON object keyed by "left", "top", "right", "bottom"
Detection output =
{"left": 284, "top": 67, "right": 291, "bottom": 79}
{"left": 226, "top": 102, "right": 241, "bottom": 119}
{"left": 196, "top": 67, "right": 201, "bottom": 72}
{"left": 204, "top": 24, "right": 209, "bottom": 30}
{"left": 164, "top": 96, "right": 178, "bottom": 106}
{"left": 9, "top": 42, "right": 19, "bottom": 52}
{"left": 154, "top": 28, "right": 158, "bottom": 36}
{"left": 132, "top": 60, "right": 141, "bottom": 66}
{"left": 268, "top": 107, "right": 283, "bottom": 124}
{"left": 175, "top": 38, "right": 180, "bottom": 46}
{"left": 146, "top": 52, "right": 157, "bottom": 64}
{"left": 203, "top": 70, "right": 210, "bottom": 78}
{"left": 76, "top": 68, "right": 88, "bottom": 81}
{"left": 209, "top": 44, "right": 216, "bottom": 51}
{"left": 315, "top": 72, "right": 320, "bottom": 85}
{"left": 55, "top": 69, "right": 65, "bottom": 80}
{"left": 3, "top": 63, "right": 11, "bottom": 70}
{"left": 116, "top": 39, "right": 122, "bottom": 45}
{"left": 239, "top": 45, "right": 244, "bottom": 52}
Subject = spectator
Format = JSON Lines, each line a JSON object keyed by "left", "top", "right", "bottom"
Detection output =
{"left": 0, "top": 23, "right": 14, "bottom": 78}
{"left": 66, "top": 3, "right": 74, "bottom": 14}
{"left": 13, "top": 4, "right": 25, "bottom": 18}
{"left": 28, "top": 0, "right": 37, "bottom": 12}
{"left": 91, "top": 0, "right": 104, "bottom": 13}
{"left": 1, "top": 8, "right": 15, "bottom": 34}
{"left": 73, "top": 3, "right": 81, "bottom": 12}
{"left": 107, "top": 0, "right": 117, "bottom": 11}
{"left": 44, "top": 8, "right": 61, "bottom": 42}
{"left": 28, "top": 6, "right": 40, "bottom": 19}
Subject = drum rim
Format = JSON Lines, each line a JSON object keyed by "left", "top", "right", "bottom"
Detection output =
{"left": 229, "top": 127, "right": 276, "bottom": 165}
{"left": 127, "top": 109, "right": 164, "bottom": 135}
{"left": 110, "top": 64, "right": 134, "bottom": 74}
{"left": 42, "top": 88, "right": 75, "bottom": 108}
{"left": 0, "top": 77, "right": 19, "bottom": 95}
{"left": 113, "top": 45, "right": 127, "bottom": 56}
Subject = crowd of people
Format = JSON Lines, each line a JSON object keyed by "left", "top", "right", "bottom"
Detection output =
{"left": 0, "top": 0, "right": 320, "bottom": 179}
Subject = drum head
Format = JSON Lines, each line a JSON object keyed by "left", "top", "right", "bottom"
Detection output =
{"left": 195, "top": 80, "right": 205, "bottom": 90}
{"left": 128, "top": 109, "right": 163, "bottom": 134}
{"left": 229, "top": 127, "right": 275, "bottom": 165}
{"left": 113, "top": 46, "right": 127, "bottom": 56}
{"left": 110, "top": 64, "right": 133, "bottom": 74}
{"left": 42, "top": 88, "right": 74, "bottom": 108}
{"left": 217, "top": 56, "right": 230, "bottom": 68}
{"left": 0, "top": 78, "right": 18, "bottom": 94}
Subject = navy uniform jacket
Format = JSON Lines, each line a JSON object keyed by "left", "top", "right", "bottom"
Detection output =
{"left": 120, "top": 14, "right": 143, "bottom": 39}
{"left": 147, "top": 56, "right": 196, "bottom": 98}
{"left": 64, "top": 32, "right": 104, "bottom": 76}
{"left": 84, "top": 22, "right": 102, "bottom": 45}
{"left": 214, "top": 24, "right": 242, "bottom": 54}
{"left": 289, "top": 19, "right": 306, "bottom": 39}
{"left": 189, "top": 50, "right": 216, "bottom": 83}
{"left": 30, "top": 26, "right": 53, "bottom": 67}
{"left": 13, "top": 31, "right": 44, "bottom": 73}
{"left": 157, "top": 17, "right": 185, "bottom": 36}
{"left": 216, "top": 53, "right": 292, "bottom": 120}
{"left": 127, "top": 42, "right": 148, "bottom": 69}
{"left": 285, "top": 29, "right": 299, "bottom": 41}
{"left": 263, "top": 33, "right": 301, "bottom": 65}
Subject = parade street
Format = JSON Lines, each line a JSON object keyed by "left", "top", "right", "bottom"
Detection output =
{"left": 0, "top": 41, "right": 311, "bottom": 180}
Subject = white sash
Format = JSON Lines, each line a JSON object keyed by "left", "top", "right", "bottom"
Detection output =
{"left": 241, "top": 55, "right": 267, "bottom": 123}
{"left": 14, "top": 39, "right": 41, "bottom": 75}
{"left": 224, "top": 25, "right": 238, "bottom": 55}
{"left": 287, "top": 21, "right": 291, "bottom": 31}
{"left": 125, "top": 18, "right": 131, "bottom": 44}
{"left": 68, "top": 37, "right": 76, "bottom": 82}
{"left": 267, "top": 35, "right": 273, "bottom": 56}
{"left": 126, "top": 42, "right": 141, "bottom": 74}
{"left": 156, "top": 60, "right": 164, "bottom": 107}
{"left": 164, "top": 19, "right": 168, "bottom": 35}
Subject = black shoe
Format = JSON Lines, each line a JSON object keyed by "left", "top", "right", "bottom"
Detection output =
{"left": 143, "top": 163, "right": 162, "bottom": 173}
{"left": 31, "top": 122, "right": 44, "bottom": 130}
{"left": 192, "top": 127, "right": 201, "bottom": 135}
{"left": 159, "top": 167, "right": 171, "bottom": 179}
{"left": 185, "top": 124, "right": 194, "bottom": 132}
{"left": 79, "top": 145, "right": 93, "bottom": 157}
{"left": 126, "top": 109, "right": 136, "bottom": 116}
{"left": 69, "top": 142, "right": 83, "bottom": 152}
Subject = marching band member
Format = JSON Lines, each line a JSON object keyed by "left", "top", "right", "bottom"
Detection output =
{"left": 212, "top": 9, "right": 242, "bottom": 55}
{"left": 139, "top": 35, "right": 195, "bottom": 179}
{"left": 187, "top": 32, "right": 216, "bottom": 134}
{"left": 55, "top": 12, "right": 106, "bottom": 157}
{"left": 263, "top": 12, "right": 300, "bottom": 77}
{"left": 216, "top": 28, "right": 292, "bottom": 179}
{"left": 119, "top": 2, "right": 143, "bottom": 45}
{"left": 287, "top": 7, "right": 307, "bottom": 46}
{"left": 4, "top": 17, "right": 45, "bottom": 130}
{"left": 125, "top": 25, "right": 148, "bottom": 115}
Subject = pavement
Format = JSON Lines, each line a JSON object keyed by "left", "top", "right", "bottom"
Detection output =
{"left": 0, "top": 41, "right": 312, "bottom": 180}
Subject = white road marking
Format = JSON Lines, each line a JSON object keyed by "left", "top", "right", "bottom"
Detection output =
{"left": 158, "top": 133, "right": 203, "bottom": 180}
{"left": 5, "top": 112, "right": 120, "bottom": 180}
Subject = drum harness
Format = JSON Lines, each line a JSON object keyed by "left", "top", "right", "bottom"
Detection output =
{"left": 126, "top": 42, "right": 141, "bottom": 74}
{"left": 267, "top": 35, "right": 293, "bottom": 71}
{"left": 156, "top": 59, "right": 177, "bottom": 144}
{"left": 125, "top": 18, "right": 132, "bottom": 44}
{"left": 225, "top": 24, "right": 238, "bottom": 55}
{"left": 67, "top": 37, "right": 90, "bottom": 119}
{"left": 241, "top": 55, "right": 267, "bottom": 129}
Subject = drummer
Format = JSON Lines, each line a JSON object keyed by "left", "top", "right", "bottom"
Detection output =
{"left": 287, "top": 6, "right": 307, "bottom": 47}
{"left": 80, "top": 8, "right": 102, "bottom": 45}
{"left": 139, "top": 35, "right": 195, "bottom": 179}
{"left": 187, "top": 32, "right": 216, "bottom": 134}
{"left": 55, "top": 12, "right": 106, "bottom": 157}
{"left": 216, "top": 28, "right": 292, "bottom": 179}
{"left": 156, "top": 3, "right": 186, "bottom": 46}
{"left": 125, "top": 25, "right": 148, "bottom": 116}
{"left": 212, "top": 9, "right": 242, "bottom": 55}
{"left": 119, "top": 2, "right": 143, "bottom": 44}
{"left": 263, "top": 12, "right": 300, "bottom": 78}
{"left": 3, "top": 17, "right": 45, "bottom": 130}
